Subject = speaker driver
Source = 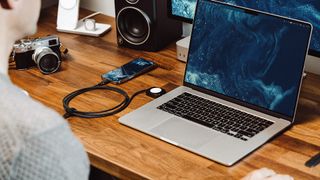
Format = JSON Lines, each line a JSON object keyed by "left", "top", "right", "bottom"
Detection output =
{"left": 117, "top": 7, "right": 151, "bottom": 45}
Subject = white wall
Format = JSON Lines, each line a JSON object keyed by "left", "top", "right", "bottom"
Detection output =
{"left": 80, "top": 0, "right": 115, "bottom": 17}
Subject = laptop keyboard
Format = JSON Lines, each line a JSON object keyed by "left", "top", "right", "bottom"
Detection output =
{"left": 157, "top": 92, "right": 274, "bottom": 141}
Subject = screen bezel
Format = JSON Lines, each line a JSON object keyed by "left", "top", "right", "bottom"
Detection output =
{"left": 167, "top": 0, "right": 194, "bottom": 24}
{"left": 183, "top": 0, "right": 313, "bottom": 122}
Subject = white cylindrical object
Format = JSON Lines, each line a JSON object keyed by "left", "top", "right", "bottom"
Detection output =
{"left": 57, "top": 0, "right": 79, "bottom": 30}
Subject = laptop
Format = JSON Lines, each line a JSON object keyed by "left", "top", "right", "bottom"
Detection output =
{"left": 119, "top": 0, "right": 313, "bottom": 166}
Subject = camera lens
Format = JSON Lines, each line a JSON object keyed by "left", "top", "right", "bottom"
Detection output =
{"left": 33, "top": 47, "right": 61, "bottom": 74}
{"left": 39, "top": 55, "right": 60, "bottom": 73}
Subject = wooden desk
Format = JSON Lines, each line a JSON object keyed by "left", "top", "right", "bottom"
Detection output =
{"left": 9, "top": 6, "right": 320, "bottom": 179}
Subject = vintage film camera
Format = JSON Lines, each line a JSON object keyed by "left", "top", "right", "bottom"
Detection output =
{"left": 12, "top": 35, "right": 63, "bottom": 74}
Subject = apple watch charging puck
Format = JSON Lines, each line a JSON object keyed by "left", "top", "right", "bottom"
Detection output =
{"left": 146, "top": 87, "right": 166, "bottom": 98}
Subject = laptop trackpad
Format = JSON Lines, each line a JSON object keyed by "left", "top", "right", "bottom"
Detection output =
{"left": 150, "top": 117, "right": 218, "bottom": 149}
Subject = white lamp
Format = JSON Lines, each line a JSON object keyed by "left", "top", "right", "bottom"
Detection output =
{"left": 57, "top": 0, "right": 111, "bottom": 37}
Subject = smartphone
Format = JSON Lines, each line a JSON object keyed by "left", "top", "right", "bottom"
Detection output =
{"left": 101, "top": 58, "right": 156, "bottom": 84}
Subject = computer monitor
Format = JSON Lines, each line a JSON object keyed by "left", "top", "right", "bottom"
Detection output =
{"left": 225, "top": 1, "right": 320, "bottom": 58}
{"left": 168, "top": 0, "right": 320, "bottom": 73}
{"left": 168, "top": 0, "right": 196, "bottom": 24}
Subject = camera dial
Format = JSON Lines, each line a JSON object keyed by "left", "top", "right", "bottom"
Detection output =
{"left": 13, "top": 40, "right": 32, "bottom": 53}
{"left": 32, "top": 47, "right": 61, "bottom": 74}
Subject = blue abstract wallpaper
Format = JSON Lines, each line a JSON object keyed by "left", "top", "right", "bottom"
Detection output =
{"left": 102, "top": 58, "right": 154, "bottom": 82}
{"left": 225, "top": 0, "right": 320, "bottom": 53}
{"left": 185, "top": 0, "right": 311, "bottom": 117}
{"left": 171, "top": 0, "right": 320, "bottom": 53}
{"left": 172, "top": 0, "right": 197, "bottom": 20}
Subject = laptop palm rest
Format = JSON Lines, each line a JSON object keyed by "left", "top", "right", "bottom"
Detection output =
{"left": 150, "top": 117, "right": 219, "bottom": 149}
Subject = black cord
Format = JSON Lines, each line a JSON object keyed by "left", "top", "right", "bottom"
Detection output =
{"left": 62, "top": 80, "right": 147, "bottom": 119}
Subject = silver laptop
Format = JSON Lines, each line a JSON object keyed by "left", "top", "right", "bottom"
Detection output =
{"left": 119, "top": 0, "right": 313, "bottom": 166}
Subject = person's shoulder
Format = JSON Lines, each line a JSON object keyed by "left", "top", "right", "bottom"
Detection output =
{"left": 0, "top": 73, "right": 67, "bottom": 140}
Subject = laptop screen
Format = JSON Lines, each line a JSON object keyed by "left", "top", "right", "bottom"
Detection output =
{"left": 184, "top": 0, "right": 312, "bottom": 119}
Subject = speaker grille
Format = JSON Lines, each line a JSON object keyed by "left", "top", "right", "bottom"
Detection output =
{"left": 125, "top": 0, "right": 139, "bottom": 4}
{"left": 117, "top": 7, "right": 151, "bottom": 45}
{"left": 115, "top": 0, "right": 182, "bottom": 51}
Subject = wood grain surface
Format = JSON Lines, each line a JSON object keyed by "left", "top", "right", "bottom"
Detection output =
{"left": 8, "top": 6, "right": 320, "bottom": 179}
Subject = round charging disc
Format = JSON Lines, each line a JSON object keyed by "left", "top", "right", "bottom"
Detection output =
{"left": 146, "top": 87, "right": 166, "bottom": 98}
{"left": 150, "top": 88, "right": 162, "bottom": 94}
{"left": 60, "top": 0, "right": 78, "bottom": 10}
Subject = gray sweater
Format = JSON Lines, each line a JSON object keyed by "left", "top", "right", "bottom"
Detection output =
{"left": 0, "top": 74, "right": 89, "bottom": 180}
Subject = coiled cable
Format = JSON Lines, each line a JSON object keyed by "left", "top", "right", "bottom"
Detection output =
{"left": 63, "top": 80, "right": 147, "bottom": 118}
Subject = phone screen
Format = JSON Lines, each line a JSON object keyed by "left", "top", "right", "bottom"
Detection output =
{"left": 101, "top": 58, "right": 156, "bottom": 84}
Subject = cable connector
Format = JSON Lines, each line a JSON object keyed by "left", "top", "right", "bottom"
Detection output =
{"left": 95, "top": 79, "right": 111, "bottom": 86}
{"left": 63, "top": 108, "right": 77, "bottom": 119}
